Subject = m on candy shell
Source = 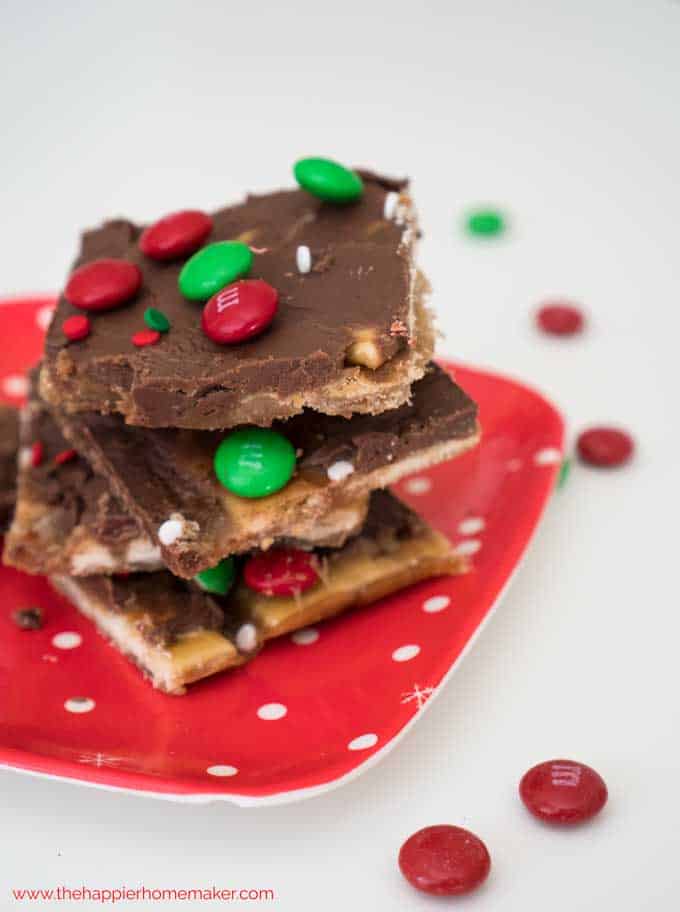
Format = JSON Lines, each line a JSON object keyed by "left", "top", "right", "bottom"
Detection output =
{"left": 139, "top": 210, "right": 212, "bottom": 261}
{"left": 293, "top": 157, "right": 364, "bottom": 203}
{"left": 65, "top": 259, "right": 142, "bottom": 312}
{"left": 202, "top": 280, "right": 278, "bottom": 345}
{"left": 178, "top": 241, "right": 253, "bottom": 302}
{"left": 244, "top": 548, "right": 319, "bottom": 597}
{"left": 214, "top": 428, "right": 296, "bottom": 499}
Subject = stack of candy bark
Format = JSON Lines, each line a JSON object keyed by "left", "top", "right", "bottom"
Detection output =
{"left": 4, "top": 159, "right": 480, "bottom": 693}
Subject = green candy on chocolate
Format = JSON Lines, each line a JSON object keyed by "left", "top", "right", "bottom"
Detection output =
{"left": 144, "top": 307, "right": 170, "bottom": 332}
{"left": 195, "top": 557, "right": 236, "bottom": 596}
{"left": 178, "top": 241, "right": 253, "bottom": 301}
{"left": 214, "top": 428, "right": 296, "bottom": 499}
{"left": 293, "top": 157, "right": 363, "bottom": 203}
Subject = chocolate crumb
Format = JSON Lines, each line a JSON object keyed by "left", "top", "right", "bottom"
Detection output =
{"left": 13, "top": 607, "right": 44, "bottom": 630}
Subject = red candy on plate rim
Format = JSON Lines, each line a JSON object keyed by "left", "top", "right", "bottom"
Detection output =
{"left": 64, "top": 259, "right": 142, "bottom": 312}
{"left": 131, "top": 329, "right": 161, "bottom": 348}
{"left": 398, "top": 825, "right": 491, "bottom": 896}
{"left": 139, "top": 210, "right": 213, "bottom": 262}
{"left": 577, "top": 427, "right": 634, "bottom": 467}
{"left": 520, "top": 759, "right": 608, "bottom": 824}
{"left": 243, "top": 548, "right": 319, "bottom": 597}
{"left": 61, "top": 314, "right": 91, "bottom": 341}
{"left": 536, "top": 301, "right": 585, "bottom": 336}
{"left": 202, "top": 279, "right": 278, "bottom": 345}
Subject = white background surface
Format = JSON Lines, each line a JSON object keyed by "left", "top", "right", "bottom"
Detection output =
{"left": 1, "top": 1, "right": 679, "bottom": 909}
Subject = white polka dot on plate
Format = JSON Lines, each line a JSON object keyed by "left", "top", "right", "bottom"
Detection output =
{"left": 422, "top": 595, "right": 450, "bottom": 613}
{"left": 64, "top": 697, "right": 95, "bottom": 714}
{"left": 458, "top": 516, "right": 485, "bottom": 535}
{"left": 257, "top": 703, "right": 288, "bottom": 721}
{"left": 348, "top": 733, "right": 378, "bottom": 751}
{"left": 52, "top": 631, "right": 82, "bottom": 650}
{"left": 2, "top": 374, "right": 28, "bottom": 398}
{"left": 392, "top": 644, "right": 421, "bottom": 662}
{"left": 534, "top": 447, "right": 562, "bottom": 466}
{"left": 36, "top": 305, "right": 55, "bottom": 331}
{"left": 404, "top": 477, "right": 431, "bottom": 495}
{"left": 206, "top": 764, "right": 239, "bottom": 777}
{"left": 291, "top": 628, "right": 319, "bottom": 645}
{"left": 455, "top": 539, "right": 482, "bottom": 556}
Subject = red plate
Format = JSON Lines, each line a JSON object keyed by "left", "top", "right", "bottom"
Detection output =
{"left": 0, "top": 297, "right": 564, "bottom": 805}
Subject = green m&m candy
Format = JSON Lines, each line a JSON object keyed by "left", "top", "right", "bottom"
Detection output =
{"left": 178, "top": 241, "right": 253, "bottom": 301}
{"left": 293, "top": 157, "right": 363, "bottom": 203}
{"left": 466, "top": 208, "right": 506, "bottom": 237}
{"left": 144, "top": 307, "right": 170, "bottom": 332}
{"left": 195, "top": 557, "right": 236, "bottom": 596}
{"left": 214, "top": 428, "right": 296, "bottom": 499}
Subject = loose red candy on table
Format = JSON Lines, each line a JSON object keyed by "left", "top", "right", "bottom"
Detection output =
{"left": 64, "top": 259, "right": 142, "bottom": 312}
{"left": 131, "top": 329, "right": 161, "bottom": 348}
{"left": 536, "top": 301, "right": 585, "bottom": 336}
{"left": 520, "top": 759, "right": 608, "bottom": 824}
{"left": 398, "top": 825, "right": 491, "bottom": 896}
{"left": 61, "top": 314, "right": 91, "bottom": 341}
{"left": 139, "top": 210, "right": 213, "bottom": 262}
{"left": 244, "top": 548, "right": 319, "bottom": 597}
{"left": 202, "top": 279, "right": 278, "bottom": 345}
{"left": 577, "top": 427, "right": 634, "bottom": 467}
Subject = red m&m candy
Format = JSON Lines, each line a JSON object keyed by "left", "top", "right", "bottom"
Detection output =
{"left": 244, "top": 548, "right": 318, "bottom": 597}
{"left": 536, "top": 301, "right": 585, "bottom": 336}
{"left": 54, "top": 448, "right": 77, "bottom": 466}
{"left": 139, "top": 210, "right": 213, "bottom": 262}
{"left": 520, "top": 759, "right": 608, "bottom": 824}
{"left": 202, "top": 279, "right": 278, "bottom": 345}
{"left": 65, "top": 259, "right": 142, "bottom": 312}
{"left": 577, "top": 427, "right": 634, "bottom": 467}
{"left": 62, "top": 314, "right": 91, "bottom": 341}
{"left": 399, "top": 825, "right": 491, "bottom": 896}
{"left": 30, "top": 441, "right": 44, "bottom": 468}
{"left": 131, "top": 329, "right": 161, "bottom": 348}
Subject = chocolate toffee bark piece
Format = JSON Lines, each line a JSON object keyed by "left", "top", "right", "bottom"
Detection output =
{"left": 4, "top": 377, "right": 369, "bottom": 577}
{"left": 54, "top": 364, "right": 480, "bottom": 578}
{"left": 51, "top": 492, "right": 466, "bottom": 694}
{"left": 0, "top": 405, "right": 19, "bottom": 531}
{"left": 41, "top": 172, "right": 433, "bottom": 430}
{"left": 4, "top": 378, "right": 163, "bottom": 576}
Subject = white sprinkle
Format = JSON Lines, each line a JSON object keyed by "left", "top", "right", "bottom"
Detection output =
{"left": 18, "top": 446, "right": 32, "bottom": 469}
{"left": 64, "top": 697, "right": 95, "bottom": 714}
{"left": 327, "top": 460, "right": 355, "bottom": 483}
{"left": 455, "top": 539, "right": 482, "bottom": 556}
{"left": 534, "top": 447, "right": 562, "bottom": 466}
{"left": 404, "top": 476, "right": 431, "bottom": 495}
{"left": 235, "top": 623, "right": 258, "bottom": 653}
{"left": 158, "top": 518, "right": 184, "bottom": 546}
{"left": 422, "top": 595, "right": 450, "bottom": 613}
{"left": 348, "top": 733, "right": 378, "bottom": 751}
{"left": 458, "top": 517, "right": 485, "bottom": 536}
{"left": 2, "top": 374, "right": 28, "bottom": 398}
{"left": 392, "top": 644, "right": 421, "bottom": 662}
{"left": 383, "top": 192, "right": 399, "bottom": 220}
{"left": 291, "top": 627, "right": 320, "bottom": 645}
{"left": 52, "top": 631, "right": 82, "bottom": 650}
{"left": 296, "top": 245, "right": 312, "bottom": 274}
{"left": 206, "top": 764, "right": 239, "bottom": 777}
{"left": 257, "top": 702, "right": 288, "bottom": 721}
{"left": 36, "top": 305, "right": 55, "bottom": 331}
